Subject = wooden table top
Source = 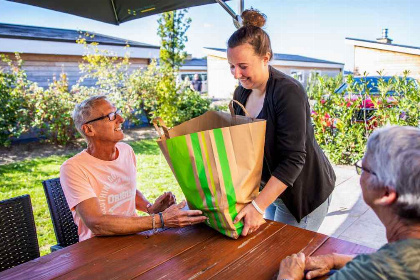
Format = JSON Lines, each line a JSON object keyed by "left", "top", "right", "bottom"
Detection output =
{"left": 0, "top": 221, "right": 376, "bottom": 280}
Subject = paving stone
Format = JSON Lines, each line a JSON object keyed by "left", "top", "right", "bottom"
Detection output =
{"left": 317, "top": 165, "right": 387, "bottom": 249}
{"left": 338, "top": 219, "right": 387, "bottom": 249}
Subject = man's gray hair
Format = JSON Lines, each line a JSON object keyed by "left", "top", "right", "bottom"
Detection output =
{"left": 366, "top": 125, "right": 420, "bottom": 220}
{"left": 72, "top": 95, "right": 108, "bottom": 140}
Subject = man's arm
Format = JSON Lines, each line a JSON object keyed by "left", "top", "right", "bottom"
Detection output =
{"left": 135, "top": 190, "right": 151, "bottom": 213}
{"left": 304, "top": 254, "right": 355, "bottom": 279}
{"left": 76, "top": 198, "right": 206, "bottom": 236}
{"left": 277, "top": 253, "right": 356, "bottom": 280}
{"left": 76, "top": 197, "right": 155, "bottom": 236}
{"left": 135, "top": 190, "right": 176, "bottom": 214}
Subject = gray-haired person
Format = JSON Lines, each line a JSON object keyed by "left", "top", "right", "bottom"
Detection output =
{"left": 277, "top": 125, "right": 420, "bottom": 280}
{"left": 60, "top": 95, "right": 206, "bottom": 241}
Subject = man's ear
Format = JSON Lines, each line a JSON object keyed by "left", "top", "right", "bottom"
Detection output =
{"left": 374, "top": 187, "right": 398, "bottom": 206}
{"left": 82, "top": 124, "right": 95, "bottom": 137}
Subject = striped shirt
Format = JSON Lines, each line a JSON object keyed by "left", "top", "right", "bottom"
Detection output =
{"left": 330, "top": 239, "right": 420, "bottom": 280}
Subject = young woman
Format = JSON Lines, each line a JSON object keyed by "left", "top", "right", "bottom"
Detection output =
{"left": 229, "top": 9, "right": 336, "bottom": 235}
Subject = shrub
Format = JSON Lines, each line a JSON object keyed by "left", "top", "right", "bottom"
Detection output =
{"left": 0, "top": 54, "right": 32, "bottom": 146}
{"left": 129, "top": 61, "right": 210, "bottom": 127}
{"left": 309, "top": 72, "right": 420, "bottom": 164}
{"left": 29, "top": 73, "right": 80, "bottom": 144}
{"left": 173, "top": 87, "right": 211, "bottom": 125}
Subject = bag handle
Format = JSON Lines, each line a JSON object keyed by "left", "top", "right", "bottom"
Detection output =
{"left": 229, "top": 100, "right": 251, "bottom": 118}
{"left": 152, "top": 117, "right": 170, "bottom": 139}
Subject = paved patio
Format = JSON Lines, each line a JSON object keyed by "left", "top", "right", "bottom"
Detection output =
{"left": 318, "top": 165, "right": 387, "bottom": 249}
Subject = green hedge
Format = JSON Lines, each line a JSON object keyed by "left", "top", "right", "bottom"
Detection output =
{"left": 308, "top": 72, "right": 420, "bottom": 164}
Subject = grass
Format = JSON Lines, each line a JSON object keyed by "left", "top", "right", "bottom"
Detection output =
{"left": 0, "top": 139, "right": 184, "bottom": 256}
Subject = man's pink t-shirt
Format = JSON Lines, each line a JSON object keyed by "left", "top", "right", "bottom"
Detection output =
{"left": 60, "top": 142, "right": 138, "bottom": 241}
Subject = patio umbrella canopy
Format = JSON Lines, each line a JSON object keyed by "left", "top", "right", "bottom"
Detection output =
{"left": 8, "top": 0, "right": 230, "bottom": 25}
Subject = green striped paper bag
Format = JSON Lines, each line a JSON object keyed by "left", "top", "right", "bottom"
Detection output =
{"left": 153, "top": 100, "right": 266, "bottom": 239}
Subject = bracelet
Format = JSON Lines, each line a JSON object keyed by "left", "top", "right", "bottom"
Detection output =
{"left": 151, "top": 213, "right": 156, "bottom": 233}
{"left": 251, "top": 200, "right": 264, "bottom": 215}
{"left": 146, "top": 203, "right": 152, "bottom": 215}
{"left": 158, "top": 212, "right": 164, "bottom": 228}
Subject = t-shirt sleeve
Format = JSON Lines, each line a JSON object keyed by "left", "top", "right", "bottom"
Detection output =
{"left": 271, "top": 82, "right": 307, "bottom": 187}
{"left": 129, "top": 145, "right": 137, "bottom": 168}
{"left": 60, "top": 162, "right": 97, "bottom": 211}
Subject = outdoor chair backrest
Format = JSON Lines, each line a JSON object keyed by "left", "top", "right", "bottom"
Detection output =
{"left": 0, "top": 194, "right": 40, "bottom": 272}
{"left": 42, "top": 178, "right": 79, "bottom": 251}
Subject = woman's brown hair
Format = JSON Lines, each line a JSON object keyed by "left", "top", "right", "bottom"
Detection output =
{"left": 228, "top": 9, "right": 272, "bottom": 60}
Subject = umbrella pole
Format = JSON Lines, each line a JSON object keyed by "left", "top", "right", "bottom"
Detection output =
{"left": 214, "top": 0, "right": 242, "bottom": 28}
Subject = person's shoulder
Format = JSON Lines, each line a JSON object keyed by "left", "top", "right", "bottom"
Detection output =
{"left": 380, "top": 238, "right": 420, "bottom": 261}
{"left": 233, "top": 85, "right": 245, "bottom": 100}
{"left": 268, "top": 67, "right": 306, "bottom": 106}
{"left": 117, "top": 142, "right": 132, "bottom": 151}
{"left": 61, "top": 150, "right": 87, "bottom": 168}
{"left": 328, "top": 252, "right": 385, "bottom": 280}
{"left": 269, "top": 67, "right": 303, "bottom": 91}
{"left": 117, "top": 142, "right": 135, "bottom": 157}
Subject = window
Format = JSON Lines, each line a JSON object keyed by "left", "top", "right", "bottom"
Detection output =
{"left": 291, "top": 70, "right": 304, "bottom": 83}
{"left": 309, "top": 70, "right": 322, "bottom": 84}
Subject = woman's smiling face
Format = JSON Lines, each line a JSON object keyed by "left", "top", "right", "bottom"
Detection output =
{"left": 227, "top": 43, "right": 270, "bottom": 90}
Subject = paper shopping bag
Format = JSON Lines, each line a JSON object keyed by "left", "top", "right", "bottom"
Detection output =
{"left": 153, "top": 100, "right": 266, "bottom": 239}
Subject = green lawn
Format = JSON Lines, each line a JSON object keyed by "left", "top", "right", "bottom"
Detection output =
{"left": 0, "top": 139, "right": 184, "bottom": 256}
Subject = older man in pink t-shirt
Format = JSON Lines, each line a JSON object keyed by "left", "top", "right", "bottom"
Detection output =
{"left": 60, "top": 95, "right": 206, "bottom": 241}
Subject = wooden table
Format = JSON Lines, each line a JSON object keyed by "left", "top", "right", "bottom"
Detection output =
{"left": 0, "top": 221, "right": 376, "bottom": 280}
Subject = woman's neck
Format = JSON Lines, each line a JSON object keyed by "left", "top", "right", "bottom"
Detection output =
{"left": 253, "top": 66, "right": 270, "bottom": 94}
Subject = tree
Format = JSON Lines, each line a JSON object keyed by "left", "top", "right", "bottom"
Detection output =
{"left": 157, "top": 9, "right": 191, "bottom": 71}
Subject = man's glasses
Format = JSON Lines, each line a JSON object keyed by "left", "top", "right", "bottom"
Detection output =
{"left": 354, "top": 160, "right": 377, "bottom": 176}
{"left": 84, "top": 109, "right": 121, "bottom": 125}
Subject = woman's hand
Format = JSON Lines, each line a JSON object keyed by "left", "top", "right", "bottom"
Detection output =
{"left": 304, "top": 254, "right": 335, "bottom": 279}
{"left": 151, "top": 191, "right": 176, "bottom": 213}
{"left": 278, "top": 253, "right": 306, "bottom": 280}
{"left": 162, "top": 201, "right": 207, "bottom": 228}
{"left": 233, "top": 203, "right": 266, "bottom": 236}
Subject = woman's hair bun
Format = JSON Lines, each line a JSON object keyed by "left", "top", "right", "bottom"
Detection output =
{"left": 241, "top": 8, "right": 266, "bottom": 28}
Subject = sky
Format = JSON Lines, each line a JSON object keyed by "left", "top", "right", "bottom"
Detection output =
{"left": 1, "top": 0, "right": 419, "bottom": 70}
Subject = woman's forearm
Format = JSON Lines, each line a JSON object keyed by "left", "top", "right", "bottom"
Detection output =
{"left": 254, "top": 176, "right": 288, "bottom": 211}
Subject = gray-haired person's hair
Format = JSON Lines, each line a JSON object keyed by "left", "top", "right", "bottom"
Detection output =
{"left": 72, "top": 95, "right": 108, "bottom": 141}
{"left": 365, "top": 125, "right": 420, "bottom": 220}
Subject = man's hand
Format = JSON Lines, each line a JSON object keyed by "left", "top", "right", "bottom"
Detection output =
{"left": 233, "top": 203, "right": 266, "bottom": 236}
{"left": 278, "top": 253, "right": 306, "bottom": 280}
{"left": 162, "top": 201, "right": 207, "bottom": 228}
{"left": 304, "top": 254, "right": 335, "bottom": 279}
{"left": 151, "top": 192, "right": 176, "bottom": 213}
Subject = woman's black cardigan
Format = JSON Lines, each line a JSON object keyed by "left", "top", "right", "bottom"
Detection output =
{"left": 233, "top": 66, "right": 336, "bottom": 222}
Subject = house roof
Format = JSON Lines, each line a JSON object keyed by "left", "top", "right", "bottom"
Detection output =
{"left": 0, "top": 22, "right": 159, "bottom": 49}
{"left": 346, "top": 37, "right": 420, "bottom": 56}
{"left": 205, "top": 47, "right": 344, "bottom": 65}
{"left": 183, "top": 58, "right": 207, "bottom": 67}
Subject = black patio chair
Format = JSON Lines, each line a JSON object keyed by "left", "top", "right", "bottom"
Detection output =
{"left": 0, "top": 194, "right": 40, "bottom": 272}
{"left": 42, "top": 178, "right": 79, "bottom": 252}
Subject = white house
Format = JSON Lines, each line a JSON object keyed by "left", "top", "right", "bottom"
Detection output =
{"left": 346, "top": 29, "right": 420, "bottom": 80}
{"left": 204, "top": 48, "right": 344, "bottom": 99}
